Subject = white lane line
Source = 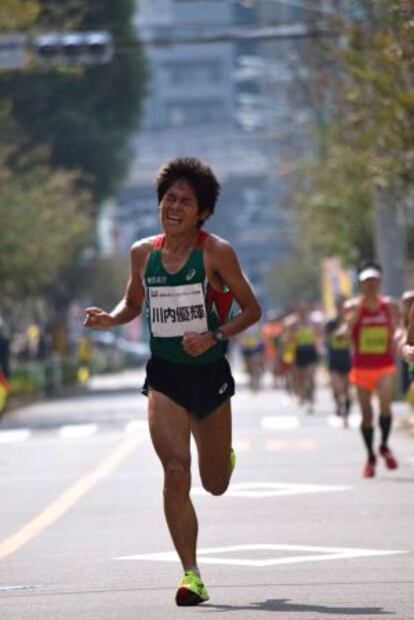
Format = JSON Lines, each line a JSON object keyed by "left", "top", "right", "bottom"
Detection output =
{"left": 116, "top": 543, "right": 406, "bottom": 568}
{"left": 0, "top": 429, "right": 31, "bottom": 443}
{"left": 232, "top": 438, "right": 251, "bottom": 453}
{"left": 348, "top": 413, "right": 362, "bottom": 429}
{"left": 261, "top": 416, "right": 300, "bottom": 430}
{"left": 192, "top": 481, "right": 351, "bottom": 498}
{"left": 125, "top": 420, "right": 148, "bottom": 435}
{"left": 327, "top": 415, "right": 345, "bottom": 428}
{"left": 0, "top": 585, "right": 38, "bottom": 592}
{"left": 265, "top": 439, "right": 317, "bottom": 452}
{"left": 58, "top": 424, "right": 97, "bottom": 439}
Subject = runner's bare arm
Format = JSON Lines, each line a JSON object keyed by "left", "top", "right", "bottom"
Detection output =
{"left": 209, "top": 240, "right": 261, "bottom": 337}
{"left": 335, "top": 298, "right": 359, "bottom": 337}
{"left": 84, "top": 240, "right": 149, "bottom": 329}
{"left": 183, "top": 239, "right": 261, "bottom": 356}
{"left": 400, "top": 304, "right": 414, "bottom": 363}
{"left": 388, "top": 298, "right": 401, "bottom": 332}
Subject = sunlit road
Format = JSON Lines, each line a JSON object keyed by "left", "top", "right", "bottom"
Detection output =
{"left": 1, "top": 367, "right": 414, "bottom": 620}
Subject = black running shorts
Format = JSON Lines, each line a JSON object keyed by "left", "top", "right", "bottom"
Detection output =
{"left": 295, "top": 345, "right": 318, "bottom": 367}
{"left": 141, "top": 355, "right": 235, "bottom": 420}
{"left": 327, "top": 350, "right": 351, "bottom": 374}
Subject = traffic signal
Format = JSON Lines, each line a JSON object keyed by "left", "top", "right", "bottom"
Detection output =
{"left": 33, "top": 31, "right": 113, "bottom": 66}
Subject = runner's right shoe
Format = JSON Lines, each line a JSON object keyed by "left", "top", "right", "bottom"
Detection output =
{"left": 363, "top": 456, "right": 376, "bottom": 478}
{"left": 175, "top": 570, "right": 209, "bottom": 606}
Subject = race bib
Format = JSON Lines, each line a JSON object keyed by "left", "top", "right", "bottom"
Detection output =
{"left": 359, "top": 326, "right": 388, "bottom": 354}
{"left": 149, "top": 283, "right": 208, "bottom": 338}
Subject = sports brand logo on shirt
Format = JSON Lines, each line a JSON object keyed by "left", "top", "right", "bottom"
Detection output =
{"left": 185, "top": 268, "right": 196, "bottom": 281}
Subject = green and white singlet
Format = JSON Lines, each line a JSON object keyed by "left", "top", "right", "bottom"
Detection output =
{"left": 143, "top": 231, "right": 235, "bottom": 365}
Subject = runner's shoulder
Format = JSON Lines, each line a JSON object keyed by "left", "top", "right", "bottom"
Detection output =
{"left": 343, "top": 297, "right": 362, "bottom": 322}
{"left": 202, "top": 232, "right": 235, "bottom": 260}
{"left": 382, "top": 296, "right": 401, "bottom": 321}
{"left": 344, "top": 296, "right": 360, "bottom": 311}
{"left": 131, "top": 236, "right": 158, "bottom": 253}
{"left": 130, "top": 236, "right": 157, "bottom": 265}
{"left": 381, "top": 295, "right": 399, "bottom": 309}
{"left": 283, "top": 313, "right": 298, "bottom": 330}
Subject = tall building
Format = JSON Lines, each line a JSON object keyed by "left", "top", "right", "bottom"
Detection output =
{"left": 117, "top": 0, "right": 314, "bottom": 307}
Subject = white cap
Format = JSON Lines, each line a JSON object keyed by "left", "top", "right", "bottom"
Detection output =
{"left": 358, "top": 267, "right": 382, "bottom": 282}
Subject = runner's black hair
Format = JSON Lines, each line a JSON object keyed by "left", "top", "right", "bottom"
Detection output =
{"left": 156, "top": 157, "right": 221, "bottom": 218}
{"left": 357, "top": 259, "right": 383, "bottom": 275}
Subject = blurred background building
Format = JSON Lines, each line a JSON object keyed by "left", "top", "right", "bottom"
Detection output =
{"left": 114, "top": 0, "right": 320, "bottom": 309}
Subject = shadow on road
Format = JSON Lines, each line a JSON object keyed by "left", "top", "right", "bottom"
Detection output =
{"left": 202, "top": 598, "right": 392, "bottom": 615}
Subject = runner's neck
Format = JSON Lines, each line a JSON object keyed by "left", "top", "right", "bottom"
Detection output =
{"left": 361, "top": 294, "right": 382, "bottom": 311}
{"left": 162, "top": 230, "right": 200, "bottom": 254}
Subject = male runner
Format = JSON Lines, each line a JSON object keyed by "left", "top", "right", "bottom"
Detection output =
{"left": 396, "top": 290, "right": 414, "bottom": 399}
{"left": 341, "top": 261, "right": 400, "bottom": 477}
{"left": 325, "top": 296, "right": 352, "bottom": 425}
{"left": 285, "top": 300, "right": 321, "bottom": 413}
{"left": 84, "top": 158, "right": 261, "bottom": 605}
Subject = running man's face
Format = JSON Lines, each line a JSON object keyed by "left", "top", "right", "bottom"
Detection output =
{"left": 159, "top": 180, "right": 209, "bottom": 235}
{"left": 360, "top": 277, "right": 381, "bottom": 296}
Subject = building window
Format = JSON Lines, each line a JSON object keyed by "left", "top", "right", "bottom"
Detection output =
{"left": 164, "top": 60, "right": 222, "bottom": 83}
{"left": 166, "top": 100, "right": 225, "bottom": 126}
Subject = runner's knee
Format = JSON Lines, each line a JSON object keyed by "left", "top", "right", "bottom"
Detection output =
{"left": 163, "top": 458, "right": 191, "bottom": 497}
{"left": 202, "top": 475, "right": 230, "bottom": 496}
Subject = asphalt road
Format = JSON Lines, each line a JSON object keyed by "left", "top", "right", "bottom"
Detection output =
{"left": 1, "top": 366, "right": 414, "bottom": 620}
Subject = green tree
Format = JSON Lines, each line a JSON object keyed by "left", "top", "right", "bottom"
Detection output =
{"left": 1, "top": 0, "right": 146, "bottom": 203}
{"left": 289, "top": 0, "right": 414, "bottom": 288}
{"left": 0, "top": 104, "right": 91, "bottom": 309}
{"left": 0, "top": 0, "right": 40, "bottom": 31}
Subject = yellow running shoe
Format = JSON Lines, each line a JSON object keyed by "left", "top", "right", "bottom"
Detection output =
{"left": 230, "top": 447, "right": 236, "bottom": 473}
{"left": 175, "top": 570, "right": 209, "bottom": 606}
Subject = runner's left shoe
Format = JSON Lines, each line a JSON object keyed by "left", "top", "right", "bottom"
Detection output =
{"left": 379, "top": 445, "right": 398, "bottom": 470}
{"left": 175, "top": 570, "right": 209, "bottom": 606}
{"left": 230, "top": 447, "right": 236, "bottom": 473}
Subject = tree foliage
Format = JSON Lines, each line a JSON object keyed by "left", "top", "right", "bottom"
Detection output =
{"left": 289, "top": 0, "right": 414, "bottom": 264}
{"left": 0, "top": 106, "right": 92, "bottom": 310}
{"left": 0, "top": 0, "right": 40, "bottom": 31}
{"left": 0, "top": 1, "right": 145, "bottom": 314}
{"left": 1, "top": 0, "right": 146, "bottom": 203}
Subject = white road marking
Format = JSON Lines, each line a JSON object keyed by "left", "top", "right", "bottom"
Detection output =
{"left": 327, "top": 415, "right": 345, "bottom": 428}
{"left": 232, "top": 438, "right": 251, "bottom": 453}
{"left": 0, "top": 585, "right": 38, "bottom": 591}
{"left": 0, "top": 432, "right": 147, "bottom": 559}
{"left": 125, "top": 420, "right": 148, "bottom": 435}
{"left": 191, "top": 481, "right": 351, "bottom": 498}
{"left": 116, "top": 543, "right": 406, "bottom": 567}
{"left": 265, "top": 439, "right": 317, "bottom": 452}
{"left": 58, "top": 424, "right": 97, "bottom": 439}
{"left": 0, "top": 429, "right": 31, "bottom": 443}
{"left": 348, "top": 412, "right": 362, "bottom": 429}
{"left": 261, "top": 416, "right": 300, "bottom": 430}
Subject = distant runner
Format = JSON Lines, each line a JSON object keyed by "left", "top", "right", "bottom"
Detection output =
{"left": 325, "top": 296, "right": 352, "bottom": 425}
{"left": 84, "top": 158, "right": 261, "bottom": 606}
{"left": 285, "top": 301, "right": 321, "bottom": 413}
{"left": 341, "top": 261, "right": 400, "bottom": 478}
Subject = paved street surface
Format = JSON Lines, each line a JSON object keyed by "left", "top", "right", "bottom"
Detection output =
{"left": 1, "top": 366, "right": 414, "bottom": 620}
